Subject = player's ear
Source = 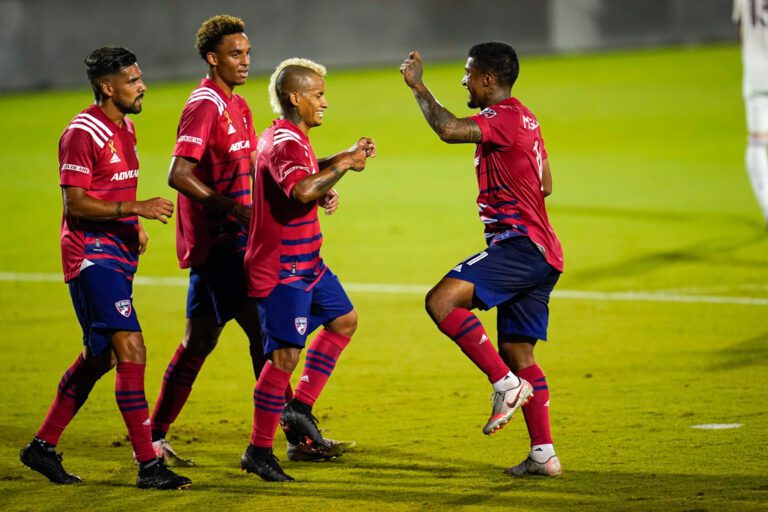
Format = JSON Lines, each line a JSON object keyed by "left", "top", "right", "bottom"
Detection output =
{"left": 99, "top": 80, "right": 114, "bottom": 100}
{"left": 289, "top": 91, "right": 300, "bottom": 108}
{"left": 483, "top": 72, "right": 494, "bottom": 87}
{"left": 206, "top": 52, "right": 218, "bottom": 67}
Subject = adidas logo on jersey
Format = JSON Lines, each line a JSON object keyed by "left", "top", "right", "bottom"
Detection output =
{"left": 228, "top": 123, "right": 236, "bottom": 135}
{"left": 110, "top": 152, "right": 121, "bottom": 164}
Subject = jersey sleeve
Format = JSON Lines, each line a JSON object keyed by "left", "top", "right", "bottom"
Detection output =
{"left": 269, "top": 139, "right": 312, "bottom": 198}
{"left": 470, "top": 107, "right": 516, "bottom": 148}
{"left": 58, "top": 128, "right": 95, "bottom": 189}
{"left": 173, "top": 99, "right": 218, "bottom": 161}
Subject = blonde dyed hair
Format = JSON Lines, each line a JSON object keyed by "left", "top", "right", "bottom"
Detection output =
{"left": 268, "top": 57, "right": 327, "bottom": 115}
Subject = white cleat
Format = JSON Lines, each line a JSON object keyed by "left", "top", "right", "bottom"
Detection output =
{"left": 505, "top": 455, "right": 563, "bottom": 477}
{"left": 482, "top": 379, "right": 533, "bottom": 435}
{"left": 134, "top": 439, "right": 196, "bottom": 467}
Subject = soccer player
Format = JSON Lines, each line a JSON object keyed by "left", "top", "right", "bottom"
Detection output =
{"left": 19, "top": 47, "right": 191, "bottom": 490}
{"left": 401, "top": 43, "right": 563, "bottom": 477}
{"left": 734, "top": 0, "right": 768, "bottom": 227}
{"left": 149, "top": 15, "right": 350, "bottom": 466}
{"left": 240, "top": 58, "right": 375, "bottom": 482}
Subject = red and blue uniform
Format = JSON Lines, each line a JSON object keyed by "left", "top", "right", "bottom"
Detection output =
{"left": 245, "top": 119, "right": 352, "bottom": 353}
{"left": 172, "top": 78, "right": 257, "bottom": 324}
{"left": 447, "top": 97, "right": 563, "bottom": 340}
{"left": 58, "top": 105, "right": 142, "bottom": 354}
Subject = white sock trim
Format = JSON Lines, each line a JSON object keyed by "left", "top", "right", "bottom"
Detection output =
{"left": 492, "top": 371, "right": 520, "bottom": 392}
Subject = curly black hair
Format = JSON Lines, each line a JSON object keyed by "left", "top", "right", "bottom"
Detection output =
{"left": 195, "top": 14, "right": 245, "bottom": 61}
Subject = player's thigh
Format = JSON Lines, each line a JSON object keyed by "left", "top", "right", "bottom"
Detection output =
{"left": 187, "top": 248, "right": 247, "bottom": 327}
{"left": 308, "top": 270, "right": 355, "bottom": 334}
{"left": 68, "top": 265, "right": 142, "bottom": 358}
{"left": 497, "top": 267, "right": 560, "bottom": 342}
{"left": 256, "top": 285, "right": 312, "bottom": 355}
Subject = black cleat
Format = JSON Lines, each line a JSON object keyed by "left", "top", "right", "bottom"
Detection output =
{"left": 241, "top": 447, "right": 294, "bottom": 482}
{"left": 20, "top": 438, "right": 81, "bottom": 485}
{"left": 136, "top": 458, "right": 191, "bottom": 490}
{"left": 280, "top": 399, "right": 329, "bottom": 449}
{"left": 287, "top": 438, "right": 357, "bottom": 462}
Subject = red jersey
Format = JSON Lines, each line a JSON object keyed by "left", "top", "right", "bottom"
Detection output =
{"left": 245, "top": 119, "right": 325, "bottom": 298}
{"left": 58, "top": 105, "right": 141, "bottom": 282}
{"left": 173, "top": 78, "right": 256, "bottom": 268}
{"left": 470, "top": 97, "right": 564, "bottom": 272}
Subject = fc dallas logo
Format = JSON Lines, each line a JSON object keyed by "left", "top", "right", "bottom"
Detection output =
{"left": 115, "top": 299, "right": 132, "bottom": 318}
{"left": 294, "top": 317, "right": 308, "bottom": 335}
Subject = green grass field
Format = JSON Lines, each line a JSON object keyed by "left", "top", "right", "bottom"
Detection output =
{"left": 1, "top": 44, "right": 767, "bottom": 511}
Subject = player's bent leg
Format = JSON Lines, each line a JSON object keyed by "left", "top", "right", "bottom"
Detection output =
{"left": 148, "top": 316, "right": 221, "bottom": 466}
{"left": 499, "top": 335, "right": 559, "bottom": 476}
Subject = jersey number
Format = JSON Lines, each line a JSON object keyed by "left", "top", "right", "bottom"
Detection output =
{"left": 749, "top": 0, "right": 768, "bottom": 26}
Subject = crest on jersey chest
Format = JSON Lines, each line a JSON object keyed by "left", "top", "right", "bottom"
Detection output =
{"left": 115, "top": 299, "right": 132, "bottom": 318}
{"left": 295, "top": 317, "right": 308, "bottom": 335}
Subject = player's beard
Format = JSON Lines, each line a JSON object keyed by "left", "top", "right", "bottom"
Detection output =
{"left": 117, "top": 94, "right": 143, "bottom": 115}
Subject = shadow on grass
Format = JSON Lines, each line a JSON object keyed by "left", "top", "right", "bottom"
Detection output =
{"left": 710, "top": 332, "right": 768, "bottom": 371}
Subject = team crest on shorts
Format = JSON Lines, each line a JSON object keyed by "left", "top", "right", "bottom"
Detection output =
{"left": 115, "top": 299, "right": 132, "bottom": 318}
{"left": 295, "top": 317, "right": 308, "bottom": 335}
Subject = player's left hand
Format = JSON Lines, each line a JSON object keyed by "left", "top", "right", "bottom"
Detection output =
{"left": 400, "top": 51, "right": 424, "bottom": 88}
{"left": 319, "top": 188, "right": 339, "bottom": 215}
{"left": 348, "top": 137, "right": 376, "bottom": 171}
{"left": 138, "top": 221, "right": 149, "bottom": 255}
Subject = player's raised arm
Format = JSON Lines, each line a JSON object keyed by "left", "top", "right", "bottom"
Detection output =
{"left": 62, "top": 186, "right": 174, "bottom": 223}
{"left": 400, "top": 51, "right": 482, "bottom": 144}
{"left": 292, "top": 137, "right": 375, "bottom": 204}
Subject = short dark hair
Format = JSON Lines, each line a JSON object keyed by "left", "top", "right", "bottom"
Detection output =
{"left": 84, "top": 47, "right": 137, "bottom": 101}
{"left": 468, "top": 42, "right": 519, "bottom": 87}
{"left": 195, "top": 14, "right": 245, "bottom": 61}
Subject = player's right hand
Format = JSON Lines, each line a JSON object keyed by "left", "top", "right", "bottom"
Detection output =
{"left": 137, "top": 197, "right": 174, "bottom": 224}
{"left": 348, "top": 137, "right": 376, "bottom": 171}
{"left": 400, "top": 51, "right": 424, "bottom": 87}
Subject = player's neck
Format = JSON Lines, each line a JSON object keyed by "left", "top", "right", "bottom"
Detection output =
{"left": 284, "top": 112, "right": 310, "bottom": 135}
{"left": 208, "top": 73, "right": 235, "bottom": 98}
{"left": 95, "top": 101, "right": 126, "bottom": 127}
{"left": 481, "top": 89, "right": 511, "bottom": 109}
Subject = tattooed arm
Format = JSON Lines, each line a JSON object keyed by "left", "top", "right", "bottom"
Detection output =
{"left": 400, "top": 51, "right": 482, "bottom": 144}
{"left": 291, "top": 137, "right": 376, "bottom": 204}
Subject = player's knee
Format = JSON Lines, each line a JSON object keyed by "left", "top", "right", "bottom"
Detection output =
{"left": 425, "top": 286, "right": 451, "bottom": 323}
{"left": 271, "top": 347, "right": 301, "bottom": 373}
{"left": 184, "top": 335, "right": 218, "bottom": 357}
{"left": 330, "top": 310, "right": 358, "bottom": 338}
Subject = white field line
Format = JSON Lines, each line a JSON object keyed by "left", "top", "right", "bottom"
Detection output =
{"left": 2, "top": 271, "right": 768, "bottom": 306}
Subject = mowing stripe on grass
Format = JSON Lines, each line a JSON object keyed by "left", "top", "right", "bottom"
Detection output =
{"left": 2, "top": 271, "right": 768, "bottom": 306}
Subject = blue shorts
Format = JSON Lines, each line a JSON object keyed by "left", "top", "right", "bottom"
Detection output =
{"left": 68, "top": 264, "right": 141, "bottom": 357}
{"left": 445, "top": 236, "right": 560, "bottom": 340}
{"left": 186, "top": 245, "right": 247, "bottom": 325}
{"left": 255, "top": 269, "right": 354, "bottom": 355}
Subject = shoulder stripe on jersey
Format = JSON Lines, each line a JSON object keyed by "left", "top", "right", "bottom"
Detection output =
{"left": 74, "top": 113, "right": 113, "bottom": 139}
{"left": 274, "top": 128, "right": 302, "bottom": 140}
{"left": 273, "top": 135, "right": 305, "bottom": 147}
{"left": 188, "top": 88, "right": 226, "bottom": 115}
{"left": 67, "top": 123, "right": 106, "bottom": 148}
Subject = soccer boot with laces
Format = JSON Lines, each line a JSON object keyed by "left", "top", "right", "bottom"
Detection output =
{"left": 279, "top": 399, "right": 329, "bottom": 449}
{"left": 483, "top": 378, "right": 534, "bottom": 435}
{"left": 136, "top": 458, "right": 191, "bottom": 489}
{"left": 286, "top": 437, "right": 357, "bottom": 462}
{"left": 132, "top": 438, "right": 196, "bottom": 467}
{"left": 505, "top": 455, "right": 563, "bottom": 477}
{"left": 241, "top": 446, "right": 294, "bottom": 482}
{"left": 20, "top": 438, "right": 81, "bottom": 484}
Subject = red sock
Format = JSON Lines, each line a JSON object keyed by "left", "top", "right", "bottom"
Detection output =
{"left": 250, "top": 361, "right": 291, "bottom": 448}
{"left": 294, "top": 330, "right": 350, "bottom": 406}
{"left": 150, "top": 343, "right": 206, "bottom": 435}
{"left": 517, "top": 364, "right": 553, "bottom": 445}
{"left": 438, "top": 308, "right": 509, "bottom": 384}
{"left": 115, "top": 362, "right": 154, "bottom": 463}
{"left": 248, "top": 343, "right": 293, "bottom": 400}
{"left": 36, "top": 354, "right": 106, "bottom": 445}
{"left": 285, "top": 383, "right": 294, "bottom": 401}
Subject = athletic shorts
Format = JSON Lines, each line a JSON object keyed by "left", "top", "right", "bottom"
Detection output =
{"left": 255, "top": 268, "right": 354, "bottom": 355}
{"left": 186, "top": 245, "right": 247, "bottom": 325}
{"left": 745, "top": 92, "right": 768, "bottom": 133}
{"left": 445, "top": 236, "right": 561, "bottom": 340}
{"left": 68, "top": 264, "right": 141, "bottom": 357}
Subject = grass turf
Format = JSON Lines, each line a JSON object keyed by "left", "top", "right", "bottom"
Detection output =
{"left": 0, "top": 44, "right": 767, "bottom": 511}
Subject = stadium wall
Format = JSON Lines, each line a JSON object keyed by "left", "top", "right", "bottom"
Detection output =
{"left": 0, "top": 0, "right": 733, "bottom": 92}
